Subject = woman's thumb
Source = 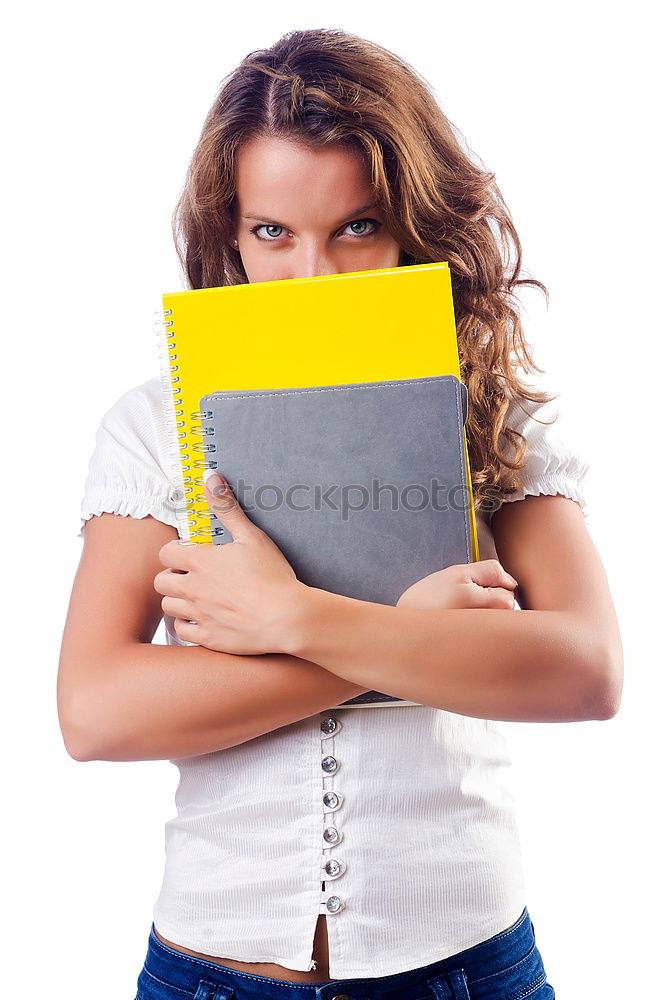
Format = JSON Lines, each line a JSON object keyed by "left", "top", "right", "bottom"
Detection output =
{"left": 203, "top": 469, "right": 253, "bottom": 540}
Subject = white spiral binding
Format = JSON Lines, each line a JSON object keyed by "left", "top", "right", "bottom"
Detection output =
{"left": 154, "top": 305, "right": 223, "bottom": 543}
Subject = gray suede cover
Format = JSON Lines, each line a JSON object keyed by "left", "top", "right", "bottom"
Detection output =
{"left": 200, "top": 376, "right": 470, "bottom": 709}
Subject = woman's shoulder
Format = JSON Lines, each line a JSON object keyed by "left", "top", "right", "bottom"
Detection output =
{"left": 491, "top": 379, "right": 591, "bottom": 520}
{"left": 92, "top": 375, "right": 173, "bottom": 472}
{"left": 503, "top": 383, "right": 589, "bottom": 464}
{"left": 78, "top": 377, "right": 178, "bottom": 537}
{"left": 99, "top": 375, "right": 164, "bottom": 436}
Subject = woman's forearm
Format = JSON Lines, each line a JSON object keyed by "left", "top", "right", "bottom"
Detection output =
{"left": 282, "top": 588, "right": 615, "bottom": 723}
{"left": 62, "top": 642, "right": 369, "bottom": 762}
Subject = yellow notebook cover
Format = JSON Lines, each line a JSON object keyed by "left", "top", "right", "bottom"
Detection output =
{"left": 156, "top": 261, "right": 478, "bottom": 558}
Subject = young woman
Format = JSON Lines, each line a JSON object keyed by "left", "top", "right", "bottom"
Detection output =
{"left": 58, "top": 27, "right": 623, "bottom": 1000}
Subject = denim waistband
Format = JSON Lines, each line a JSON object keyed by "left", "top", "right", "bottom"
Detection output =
{"left": 142, "top": 906, "right": 536, "bottom": 1000}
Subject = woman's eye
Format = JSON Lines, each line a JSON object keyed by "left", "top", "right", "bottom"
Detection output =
{"left": 344, "top": 219, "right": 379, "bottom": 237}
{"left": 251, "top": 224, "right": 285, "bottom": 240}
{"left": 249, "top": 218, "right": 381, "bottom": 242}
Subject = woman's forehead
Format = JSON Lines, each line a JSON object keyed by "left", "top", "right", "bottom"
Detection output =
{"left": 235, "top": 135, "right": 374, "bottom": 217}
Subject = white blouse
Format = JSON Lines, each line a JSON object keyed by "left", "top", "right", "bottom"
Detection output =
{"left": 78, "top": 375, "right": 590, "bottom": 978}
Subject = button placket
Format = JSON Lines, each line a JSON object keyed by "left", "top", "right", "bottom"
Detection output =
{"left": 320, "top": 713, "right": 346, "bottom": 915}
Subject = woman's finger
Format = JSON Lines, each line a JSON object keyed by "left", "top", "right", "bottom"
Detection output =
{"left": 172, "top": 617, "right": 202, "bottom": 643}
{"left": 469, "top": 559, "right": 518, "bottom": 590}
{"left": 472, "top": 586, "right": 516, "bottom": 610}
{"left": 161, "top": 596, "right": 199, "bottom": 621}
{"left": 153, "top": 567, "right": 190, "bottom": 598}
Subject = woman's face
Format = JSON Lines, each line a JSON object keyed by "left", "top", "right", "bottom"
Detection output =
{"left": 230, "top": 135, "right": 403, "bottom": 283}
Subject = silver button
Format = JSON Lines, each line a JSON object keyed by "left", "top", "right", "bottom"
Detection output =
{"left": 321, "top": 755, "right": 338, "bottom": 774}
{"left": 320, "top": 716, "right": 340, "bottom": 736}
{"left": 326, "top": 895, "right": 345, "bottom": 914}
{"left": 323, "top": 825, "right": 342, "bottom": 846}
{"left": 323, "top": 790, "right": 342, "bottom": 811}
{"left": 322, "top": 857, "right": 346, "bottom": 879}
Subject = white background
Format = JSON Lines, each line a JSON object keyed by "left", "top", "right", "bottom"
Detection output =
{"left": 3, "top": 2, "right": 658, "bottom": 996}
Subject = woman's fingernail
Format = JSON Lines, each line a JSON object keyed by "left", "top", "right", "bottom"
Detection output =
{"left": 203, "top": 469, "right": 228, "bottom": 492}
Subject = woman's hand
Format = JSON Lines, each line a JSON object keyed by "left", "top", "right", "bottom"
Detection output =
{"left": 154, "top": 472, "right": 308, "bottom": 655}
{"left": 396, "top": 559, "right": 519, "bottom": 611}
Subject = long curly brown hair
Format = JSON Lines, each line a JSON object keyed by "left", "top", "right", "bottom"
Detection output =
{"left": 171, "top": 27, "right": 559, "bottom": 517}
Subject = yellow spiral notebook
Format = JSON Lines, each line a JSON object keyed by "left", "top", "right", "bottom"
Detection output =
{"left": 156, "top": 260, "right": 479, "bottom": 561}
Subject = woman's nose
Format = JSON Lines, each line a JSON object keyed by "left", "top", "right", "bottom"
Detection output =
{"left": 287, "top": 243, "right": 339, "bottom": 280}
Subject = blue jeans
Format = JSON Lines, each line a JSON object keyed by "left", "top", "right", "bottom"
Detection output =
{"left": 135, "top": 906, "right": 555, "bottom": 999}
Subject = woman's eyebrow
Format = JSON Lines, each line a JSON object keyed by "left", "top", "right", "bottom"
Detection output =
{"left": 242, "top": 202, "right": 379, "bottom": 226}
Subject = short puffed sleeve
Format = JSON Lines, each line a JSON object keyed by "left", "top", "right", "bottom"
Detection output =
{"left": 488, "top": 390, "right": 591, "bottom": 522}
{"left": 78, "top": 377, "right": 180, "bottom": 538}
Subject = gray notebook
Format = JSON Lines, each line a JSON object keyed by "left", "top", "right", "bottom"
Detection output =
{"left": 200, "top": 375, "right": 472, "bottom": 709}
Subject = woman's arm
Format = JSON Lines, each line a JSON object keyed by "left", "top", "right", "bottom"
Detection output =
{"left": 57, "top": 512, "right": 368, "bottom": 763}
{"left": 279, "top": 495, "right": 624, "bottom": 723}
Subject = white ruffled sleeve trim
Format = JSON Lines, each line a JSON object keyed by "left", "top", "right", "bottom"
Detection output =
{"left": 489, "top": 390, "right": 591, "bottom": 521}
{"left": 78, "top": 488, "right": 180, "bottom": 538}
{"left": 77, "top": 378, "right": 181, "bottom": 539}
